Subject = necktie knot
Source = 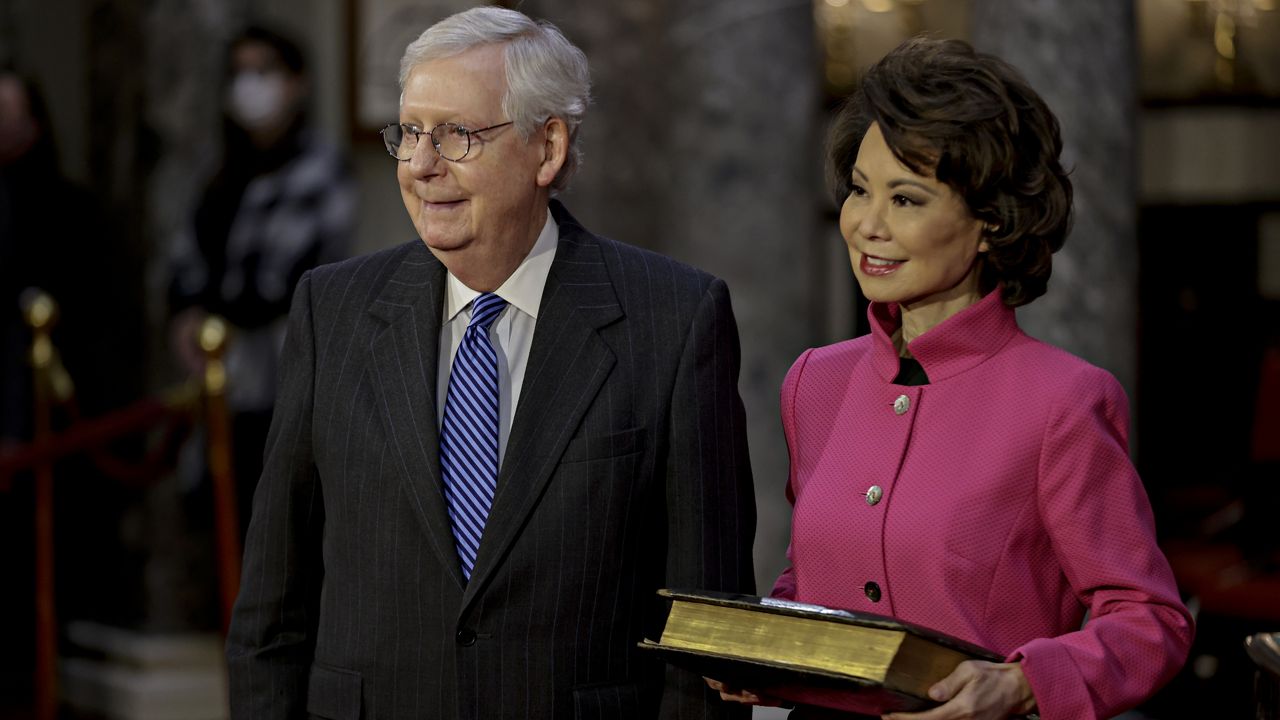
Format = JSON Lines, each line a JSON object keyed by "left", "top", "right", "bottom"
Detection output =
{"left": 469, "top": 293, "right": 507, "bottom": 332}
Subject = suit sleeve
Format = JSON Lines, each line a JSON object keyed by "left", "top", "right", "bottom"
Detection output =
{"left": 226, "top": 271, "right": 325, "bottom": 719}
{"left": 658, "top": 277, "right": 756, "bottom": 719}
{"left": 1009, "top": 367, "right": 1193, "bottom": 720}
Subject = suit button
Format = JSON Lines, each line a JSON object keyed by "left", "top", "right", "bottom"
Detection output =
{"left": 456, "top": 628, "right": 476, "bottom": 646}
{"left": 865, "top": 485, "right": 883, "bottom": 506}
{"left": 864, "top": 581, "right": 881, "bottom": 602}
{"left": 893, "top": 395, "right": 910, "bottom": 415}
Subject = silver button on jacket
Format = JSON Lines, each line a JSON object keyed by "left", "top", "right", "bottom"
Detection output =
{"left": 893, "top": 394, "right": 910, "bottom": 415}
{"left": 865, "top": 485, "right": 883, "bottom": 506}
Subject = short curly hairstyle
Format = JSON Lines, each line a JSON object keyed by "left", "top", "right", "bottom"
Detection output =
{"left": 829, "top": 36, "right": 1073, "bottom": 307}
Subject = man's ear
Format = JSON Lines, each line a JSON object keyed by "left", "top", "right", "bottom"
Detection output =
{"left": 535, "top": 117, "right": 569, "bottom": 188}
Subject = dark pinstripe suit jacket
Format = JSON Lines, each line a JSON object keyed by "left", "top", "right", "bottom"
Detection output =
{"left": 226, "top": 202, "right": 756, "bottom": 720}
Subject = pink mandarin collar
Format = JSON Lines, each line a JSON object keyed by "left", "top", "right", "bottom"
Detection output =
{"left": 868, "top": 288, "right": 1022, "bottom": 383}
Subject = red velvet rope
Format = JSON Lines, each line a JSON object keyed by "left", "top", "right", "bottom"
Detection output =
{"left": 0, "top": 396, "right": 196, "bottom": 489}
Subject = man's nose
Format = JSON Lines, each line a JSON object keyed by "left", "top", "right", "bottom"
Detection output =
{"left": 406, "top": 138, "right": 443, "bottom": 176}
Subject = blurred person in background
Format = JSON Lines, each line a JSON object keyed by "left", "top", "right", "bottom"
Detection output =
{"left": 0, "top": 68, "right": 96, "bottom": 446}
{"left": 0, "top": 65, "right": 129, "bottom": 710}
{"left": 167, "top": 25, "right": 355, "bottom": 539}
{"left": 1, "top": 65, "right": 128, "bottom": 447}
{"left": 0, "top": 65, "right": 73, "bottom": 712}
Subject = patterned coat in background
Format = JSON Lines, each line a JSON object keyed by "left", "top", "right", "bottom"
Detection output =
{"left": 169, "top": 129, "right": 355, "bottom": 413}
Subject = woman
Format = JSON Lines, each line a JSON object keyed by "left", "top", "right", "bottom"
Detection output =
{"left": 168, "top": 25, "right": 355, "bottom": 541}
{"left": 711, "top": 37, "right": 1193, "bottom": 720}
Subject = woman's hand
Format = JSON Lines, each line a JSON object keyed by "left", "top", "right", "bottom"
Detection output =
{"left": 169, "top": 307, "right": 208, "bottom": 376}
{"left": 882, "top": 660, "right": 1036, "bottom": 720}
{"left": 703, "top": 677, "right": 782, "bottom": 706}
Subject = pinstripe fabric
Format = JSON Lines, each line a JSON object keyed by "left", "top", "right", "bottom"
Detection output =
{"left": 226, "top": 201, "right": 756, "bottom": 720}
{"left": 439, "top": 292, "right": 506, "bottom": 580}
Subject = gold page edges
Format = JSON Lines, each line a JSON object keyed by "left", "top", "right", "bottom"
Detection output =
{"left": 658, "top": 600, "right": 906, "bottom": 684}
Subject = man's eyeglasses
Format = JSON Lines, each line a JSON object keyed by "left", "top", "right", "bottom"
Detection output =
{"left": 380, "top": 121, "right": 514, "bottom": 162}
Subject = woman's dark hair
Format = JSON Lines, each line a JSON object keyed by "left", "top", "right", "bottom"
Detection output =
{"left": 828, "top": 36, "right": 1073, "bottom": 308}
{"left": 231, "top": 25, "right": 307, "bottom": 76}
{"left": 219, "top": 24, "right": 310, "bottom": 165}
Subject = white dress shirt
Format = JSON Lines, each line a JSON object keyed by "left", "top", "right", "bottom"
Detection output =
{"left": 437, "top": 210, "right": 558, "bottom": 466}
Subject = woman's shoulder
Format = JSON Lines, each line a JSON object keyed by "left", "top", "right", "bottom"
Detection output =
{"left": 1005, "top": 333, "right": 1128, "bottom": 406}
{"left": 786, "top": 335, "right": 874, "bottom": 379}
{"left": 781, "top": 337, "right": 876, "bottom": 408}
{"left": 780, "top": 337, "right": 875, "bottom": 427}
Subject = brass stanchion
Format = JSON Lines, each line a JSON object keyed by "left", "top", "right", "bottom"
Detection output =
{"left": 199, "top": 316, "right": 241, "bottom": 633}
{"left": 23, "top": 289, "right": 59, "bottom": 720}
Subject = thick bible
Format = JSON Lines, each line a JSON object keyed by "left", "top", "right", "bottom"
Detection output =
{"left": 640, "top": 589, "right": 1003, "bottom": 715}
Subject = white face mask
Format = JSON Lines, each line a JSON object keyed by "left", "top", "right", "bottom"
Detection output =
{"left": 227, "top": 71, "right": 289, "bottom": 131}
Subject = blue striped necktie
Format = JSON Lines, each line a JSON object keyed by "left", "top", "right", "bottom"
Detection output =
{"left": 440, "top": 292, "right": 507, "bottom": 580}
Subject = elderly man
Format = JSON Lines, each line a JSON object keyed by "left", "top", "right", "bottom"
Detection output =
{"left": 225, "top": 7, "right": 755, "bottom": 719}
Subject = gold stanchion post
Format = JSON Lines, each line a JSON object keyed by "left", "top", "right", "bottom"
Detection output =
{"left": 199, "top": 316, "right": 241, "bottom": 633}
{"left": 23, "top": 289, "right": 59, "bottom": 720}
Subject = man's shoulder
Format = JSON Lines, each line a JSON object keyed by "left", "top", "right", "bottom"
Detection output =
{"left": 309, "top": 239, "right": 424, "bottom": 281}
{"left": 309, "top": 240, "right": 427, "bottom": 291}
{"left": 554, "top": 205, "right": 719, "bottom": 297}
{"left": 593, "top": 234, "right": 716, "bottom": 285}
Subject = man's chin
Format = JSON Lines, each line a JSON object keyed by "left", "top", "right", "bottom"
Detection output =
{"left": 419, "top": 237, "right": 478, "bottom": 274}
{"left": 418, "top": 231, "right": 470, "bottom": 253}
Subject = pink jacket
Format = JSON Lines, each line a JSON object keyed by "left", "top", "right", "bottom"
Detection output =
{"left": 771, "top": 289, "right": 1193, "bottom": 720}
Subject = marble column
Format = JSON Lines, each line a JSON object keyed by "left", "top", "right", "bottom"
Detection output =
{"left": 971, "top": 0, "right": 1139, "bottom": 402}
{"left": 100, "top": 0, "right": 249, "bottom": 630}
{"left": 525, "top": 0, "right": 824, "bottom": 592}
{"left": 662, "top": 0, "right": 823, "bottom": 593}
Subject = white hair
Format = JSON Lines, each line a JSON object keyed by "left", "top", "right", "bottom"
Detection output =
{"left": 399, "top": 7, "right": 591, "bottom": 191}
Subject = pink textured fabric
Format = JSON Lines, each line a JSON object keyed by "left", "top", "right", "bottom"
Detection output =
{"left": 771, "top": 289, "right": 1193, "bottom": 720}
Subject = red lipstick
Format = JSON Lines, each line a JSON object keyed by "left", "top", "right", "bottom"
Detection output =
{"left": 859, "top": 253, "right": 904, "bottom": 277}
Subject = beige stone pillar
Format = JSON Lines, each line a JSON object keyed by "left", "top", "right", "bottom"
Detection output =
{"left": 525, "top": 0, "right": 825, "bottom": 591}
{"left": 971, "top": 0, "right": 1140, "bottom": 400}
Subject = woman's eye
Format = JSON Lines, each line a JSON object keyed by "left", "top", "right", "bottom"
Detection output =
{"left": 892, "top": 194, "right": 918, "bottom": 207}
{"left": 849, "top": 184, "right": 867, "bottom": 198}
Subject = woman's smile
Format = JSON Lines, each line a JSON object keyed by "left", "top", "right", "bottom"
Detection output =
{"left": 859, "top": 253, "right": 905, "bottom": 276}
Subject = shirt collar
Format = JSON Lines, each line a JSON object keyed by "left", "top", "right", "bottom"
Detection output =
{"left": 444, "top": 209, "right": 559, "bottom": 322}
{"left": 867, "top": 287, "right": 1021, "bottom": 383}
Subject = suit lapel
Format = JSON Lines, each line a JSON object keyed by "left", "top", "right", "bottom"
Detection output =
{"left": 462, "top": 212, "right": 623, "bottom": 608}
{"left": 367, "top": 244, "right": 466, "bottom": 589}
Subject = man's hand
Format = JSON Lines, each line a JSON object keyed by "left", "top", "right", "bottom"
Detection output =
{"left": 882, "top": 660, "right": 1036, "bottom": 720}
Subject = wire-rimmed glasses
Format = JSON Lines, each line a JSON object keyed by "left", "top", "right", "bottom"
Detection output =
{"left": 380, "top": 121, "right": 514, "bottom": 162}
